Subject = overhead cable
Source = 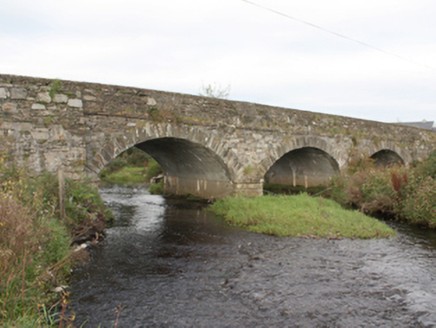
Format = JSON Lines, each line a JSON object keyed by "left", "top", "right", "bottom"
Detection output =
{"left": 241, "top": 0, "right": 436, "bottom": 71}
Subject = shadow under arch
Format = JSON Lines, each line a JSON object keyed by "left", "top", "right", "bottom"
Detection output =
{"left": 370, "top": 149, "right": 405, "bottom": 167}
{"left": 264, "top": 147, "right": 340, "bottom": 188}
{"left": 135, "top": 137, "right": 233, "bottom": 198}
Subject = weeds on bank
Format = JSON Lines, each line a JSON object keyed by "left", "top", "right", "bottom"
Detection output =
{"left": 0, "top": 160, "right": 111, "bottom": 326}
{"left": 324, "top": 152, "right": 436, "bottom": 228}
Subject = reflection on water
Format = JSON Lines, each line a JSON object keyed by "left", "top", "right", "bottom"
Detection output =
{"left": 70, "top": 186, "right": 436, "bottom": 327}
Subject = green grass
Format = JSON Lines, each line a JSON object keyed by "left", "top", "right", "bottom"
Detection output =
{"left": 100, "top": 166, "right": 148, "bottom": 184}
{"left": 209, "top": 193, "right": 396, "bottom": 239}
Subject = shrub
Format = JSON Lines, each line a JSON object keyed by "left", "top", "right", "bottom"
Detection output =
{"left": 149, "top": 180, "right": 164, "bottom": 195}
{"left": 0, "top": 162, "right": 111, "bottom": 325}
{"left": 144, "top": 159, "right": 163, "bottom": 181}
{"left": 0, "top": 170, "right": 71, "bottom": 325}
{"left": 393, "top": 171, "right": 436, "bottom": 227}
{"left": 413, "top": 150, "right": 436, "bottom": 179}
{"left": 325, "top": 152, "right": 436, "bottom": 228}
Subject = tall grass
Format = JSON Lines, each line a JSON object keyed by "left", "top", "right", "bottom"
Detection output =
{"left": 0, "top": 161, "right": 111, "bottom": 326}
{"left": 209, "top": 193, "right": 396, "bottom": 239}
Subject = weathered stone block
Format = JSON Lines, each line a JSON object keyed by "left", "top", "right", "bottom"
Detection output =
{"left": 1, "top": 122, "right": 32, "bottom": 130}
{"left": 10, "top": 88, "right": 27, "bottom": 99}
{"left": 31, "top": 128, "right": 50, "bottom": 140}
{"left": 43, "top": 151, "right": 63, "bottom": 172}
{"left": 83, "top": 95, "right": 97, "bottom": 101}
{"left": 48, "top": 125, "right": 67, "bottom": 140}
{"left": 36, "top": 92, "right": 51, "bottom": 103}
{"left": 54, "top": 94, "right": 68, "bottom": 103}
{"left": 147, "top": 97, "right": 157, "bottom": 106}
{"left": 0, "top": 88, "right": 7, "bottom": 98}
{"left": 31, "top": 103, "right": 46, "bottom": 110}
{"left": 68, "top": 99, "right": 83, "bottom": 108}
{"left": 2, "top": 103, "right": 18, "bottom": 113}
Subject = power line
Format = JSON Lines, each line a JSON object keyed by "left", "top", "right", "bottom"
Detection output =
{"left": 241, "top": 0, "right": 436, "bottom": 71}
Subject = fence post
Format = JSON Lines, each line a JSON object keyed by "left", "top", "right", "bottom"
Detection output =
{"left": 58, "top": 168, "right": 66, "bottom": 221}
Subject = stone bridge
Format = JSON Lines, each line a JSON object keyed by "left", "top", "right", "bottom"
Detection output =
{"left": 0, "top": 74, "right": 435, "bottom": 197}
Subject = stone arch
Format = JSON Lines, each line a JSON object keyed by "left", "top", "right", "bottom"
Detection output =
{"left": 370, "top": 149, "right": 405, "bottom": 167}
{"left": 135, "top": 137, "right": 233, "bottom": 197}
{"left": 262, "top": 136, "right": 341, "bottom": 188}
{"left": 367, "top": 141, "right": 410, "bottom": 166}
{"left": 86, "top": 122, "right": 237, "bottom": 198}
{"left": 260, "top": 136, "right": 344, "bottom": 175}
{"left": 264, "top": 147, "right": 340, "bottom": 187}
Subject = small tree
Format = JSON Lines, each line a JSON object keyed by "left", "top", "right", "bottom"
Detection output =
{"left": 199, "top": 82, "right": 231, "bottom": 99}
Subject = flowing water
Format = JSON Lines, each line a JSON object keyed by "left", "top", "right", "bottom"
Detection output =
{"left": 70, "top": 186, "right": 436, "bottom": 327}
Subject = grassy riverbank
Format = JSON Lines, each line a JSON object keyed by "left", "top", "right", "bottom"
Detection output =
{"left": 209, "top": 193, "right": 396, "bottom": 239}
{"left": 0, "top": 164, "right": 112, "bottom": 326}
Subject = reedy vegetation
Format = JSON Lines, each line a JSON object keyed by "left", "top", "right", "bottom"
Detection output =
{"left": 0, "top": 160, "right": 111, "bottom": 326}
{"left": 324, "top": 151, "right": 436, "bottom": 227}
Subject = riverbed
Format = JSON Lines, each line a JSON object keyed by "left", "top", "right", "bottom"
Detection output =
{"left": 70, "top": 185, "right": 436, "bottom": 327}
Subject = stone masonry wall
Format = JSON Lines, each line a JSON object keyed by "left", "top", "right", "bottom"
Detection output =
{"left": 0, "top": 74, "right": 435, "bottom": 196}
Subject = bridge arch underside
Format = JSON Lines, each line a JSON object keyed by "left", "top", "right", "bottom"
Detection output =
{"left": 370, "top": 149, "right": 404, "bottom": 167}
{"left": 135, "top": 137, "right": 233, "bottom": 198}
{"left": 265, "top": 147, "right": 340, "bottom": 188}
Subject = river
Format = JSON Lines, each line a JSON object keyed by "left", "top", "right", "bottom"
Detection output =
{"left": 70, "top": 185, "right": 436, "bottom": 327}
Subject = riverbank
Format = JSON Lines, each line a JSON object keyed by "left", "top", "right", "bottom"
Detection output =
{"left": 0, "top": 164, "right": 112, "bottom": 327}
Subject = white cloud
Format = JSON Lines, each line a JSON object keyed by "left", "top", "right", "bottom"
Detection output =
{"left": 1, "top": 0, "right": 435, "bottom": 123}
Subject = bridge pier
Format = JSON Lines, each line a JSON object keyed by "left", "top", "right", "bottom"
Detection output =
{"left": 163, "top": 176, "right": 263, "bottom": 198}
{"left": 233, "top": 182, "right": 263, "bottom": 197}
{"left": 164, "top": 176, "right": 234, "bottom": 199}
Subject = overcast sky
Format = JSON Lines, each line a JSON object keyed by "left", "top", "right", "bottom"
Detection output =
{"left": 1, "top": 0, "right": 435, "bottom": 124}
